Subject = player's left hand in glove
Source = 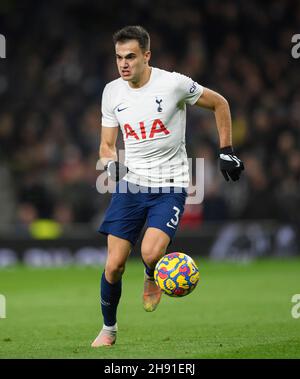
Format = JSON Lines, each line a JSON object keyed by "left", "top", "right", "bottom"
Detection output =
{"left": 104, "top": 160, "right": 128, "bottom": 182}
{"left": 219, "top": 146, "right": 244, "bottom": 182}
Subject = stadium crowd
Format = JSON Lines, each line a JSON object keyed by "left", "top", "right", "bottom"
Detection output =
{"left": 0, "top": 0, "right": 299, "bottom": 242}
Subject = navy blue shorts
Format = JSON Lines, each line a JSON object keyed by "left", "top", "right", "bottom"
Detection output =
{"left": 98, "top": 180, "right": 187, "bottom": 246}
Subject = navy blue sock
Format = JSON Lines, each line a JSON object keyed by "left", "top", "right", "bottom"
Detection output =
{"left": 142, "top": 259, "right": 155, "bottom": 278}
{"left": 100, "top": 271, "right": 122, "bottom": 327}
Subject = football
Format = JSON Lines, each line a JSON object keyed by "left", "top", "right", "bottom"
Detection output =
{"left": 154, "top": 252, "right": 200, "bottom": 297}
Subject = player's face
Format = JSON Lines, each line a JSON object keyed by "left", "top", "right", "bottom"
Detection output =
{"left": 115, "top": 40, "right": 150, "bottom": 83}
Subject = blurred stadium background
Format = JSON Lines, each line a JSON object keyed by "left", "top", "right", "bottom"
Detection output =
{"left": 0, "top": 0, "right": 300, "bottom": 264}
{"left": 1, "top": 0, "right": 300, "bottom": 360}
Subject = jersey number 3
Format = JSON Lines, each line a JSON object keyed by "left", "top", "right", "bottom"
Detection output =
{"left": 166, "top": 206, "right": 181, "bottom": 230}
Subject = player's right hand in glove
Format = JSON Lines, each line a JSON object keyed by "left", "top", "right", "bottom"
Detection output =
{"left": 219, "top": 146, "right": 244, "bottom": 182}
{"left": 104, "top": 160, "right": 128, "bottom": 182}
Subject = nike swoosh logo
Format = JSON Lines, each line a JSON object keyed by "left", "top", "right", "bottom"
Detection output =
{"left": 220, "top": 154, "right": 232, "bottom": 161}
{"left": 117, "top": 107, "right": 128, "bottom": 112}
{"left": 232, "top": 156, "right": 241, "bottom": 167}
{"left": 166, "top": 222, "right": 176, "bottom": 229}
{"left": 220, "top": 154, "right": 241, "bottom": 167}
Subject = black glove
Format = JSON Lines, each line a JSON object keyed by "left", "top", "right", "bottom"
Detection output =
{"left": 104, "top": 161, "right": 128, "bottom": 182}
{"left": 219, "top": 146, "right": 244, "bottom": 182}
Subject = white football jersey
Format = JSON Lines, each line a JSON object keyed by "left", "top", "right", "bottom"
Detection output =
{"left": 101, "top": 67, "right": 203, "bottom": 187}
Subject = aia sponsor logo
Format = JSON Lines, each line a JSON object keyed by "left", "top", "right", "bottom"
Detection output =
{"left": 123, "top": 119, "right": 170, "bottom": 140}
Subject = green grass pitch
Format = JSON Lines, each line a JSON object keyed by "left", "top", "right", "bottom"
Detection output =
{"left": 0, "top": 258, "right": 299, "bottom": 358}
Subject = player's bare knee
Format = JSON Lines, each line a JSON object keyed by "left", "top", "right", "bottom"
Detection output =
{"left": 105, "top": 262, "right": 126, "bottom": 282}
{"left": 142, "top": 245, "right": 165, "bottom": 268}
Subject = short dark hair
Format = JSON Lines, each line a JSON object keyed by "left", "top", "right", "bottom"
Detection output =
{"left": 113, "top": 25, "right": 150, "bottom": 52}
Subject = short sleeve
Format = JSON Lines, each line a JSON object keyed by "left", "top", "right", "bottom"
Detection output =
{"left": 173, "top": 72, "right": 204, "bottom": 105}
{"left": 101, "top": 84, "right": 119, "bottom": 127}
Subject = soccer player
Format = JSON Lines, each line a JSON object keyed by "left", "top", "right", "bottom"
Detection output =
{"left": 91, "top": 26, "right": 244, "bottom": 347}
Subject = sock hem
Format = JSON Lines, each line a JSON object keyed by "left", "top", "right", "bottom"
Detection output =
{"left": 103, "top": 323, "right": 118, "bottom": 332}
